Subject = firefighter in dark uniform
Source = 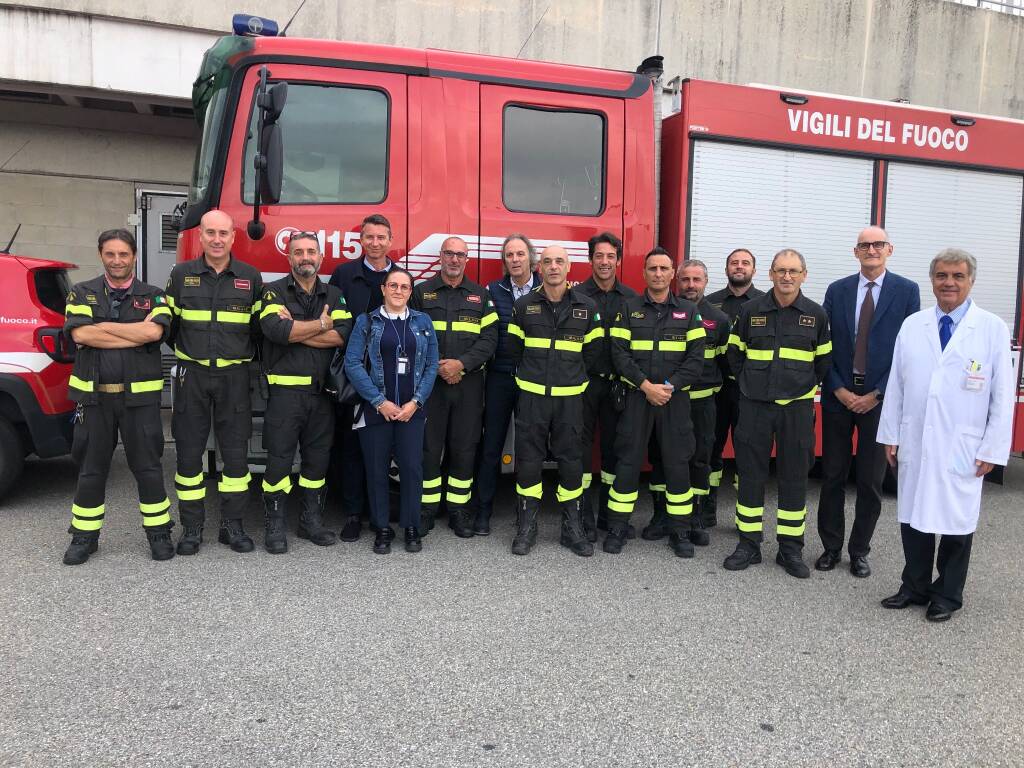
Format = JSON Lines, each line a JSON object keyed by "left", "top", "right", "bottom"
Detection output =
{"left": 165, "top": 209, "right": 263, "bottom": 555}
{"left": 644, "top": 259, "right": 731, "bottom": 546}
{"left": 606, "top": 248, "right": 706, "bottom": 557}
{"left": 258, "top": 232, "right": 352, "bottom": 553}
{"left": 724, "top": 248, "right": 832, "bottom": 578}
{"left": 411, "top": 236, "right": 498, "bottom": 537}
{"left": 62, "top": 229, "right": 174, "bottom": 565}
{"left": 506, "top": 245, "right": 602, "bottom": 557}
{"left": 705, "top": 248, "right": 764, "bottom": 525}
{"left": 575, "top": 232, "right": 638, "bottom": 542}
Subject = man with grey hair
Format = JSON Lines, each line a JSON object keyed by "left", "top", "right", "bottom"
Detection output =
{"left": 877, "top": 248, "right": 1013, "bottom": 622}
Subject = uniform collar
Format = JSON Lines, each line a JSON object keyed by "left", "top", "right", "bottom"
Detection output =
{"left": 581, "top": 276, "right": 628, "bottom": 295}
{"left": 193, "top": 254, "right": 236, "bottom": 275}
{"left": 286, "top": 272, "right": 327, "bottom": 297}
{"left": 764, "top": 289, "right": 812, "bottom": 313}
{"left": 642, "top": 289, "right": 679, "bottom": 308}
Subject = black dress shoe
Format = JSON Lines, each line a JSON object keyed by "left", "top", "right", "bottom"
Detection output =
{"left": 404, "top": 527, "right": 422, "bottom": 553}
{"left": 926, "top": 603, "right": 953, "bottom": 622}
{"left": 850, "top": 555, "right": 871, "bottom": 578}
{"left": 814, "top": 550, "right": 841, "bottom": 571}
{"left": 373, "top": 527, "right": 393, "bottom": 554}
{"left": 880, "top": 589, "right": 928, "bottom": 609}
{"left": 339, "top": 517, "right": 361, "bottom": 542}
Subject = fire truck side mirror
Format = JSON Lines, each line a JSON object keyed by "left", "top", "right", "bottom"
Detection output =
{"left": 258, "top": 122, "right": 283, "bottom": 204}
{"left": 248, "top": 71, "right": 287, "bottom": 239}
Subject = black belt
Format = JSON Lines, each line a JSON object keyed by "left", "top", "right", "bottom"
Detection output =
{"left": 852, "top": 374, "right": 865, "bottom": 387}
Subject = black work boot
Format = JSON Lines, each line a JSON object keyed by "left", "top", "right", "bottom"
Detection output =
{"left": 559, "top": 499, "right": 594, "bottom": 557}
{"left": 176, "top": 503, "right": 205, "bottom": 555}
{"left": 448, "top": 507, "right": 475, "bottom": 539}
{"left": 473, "top": 504, "right": 492, "bottom": 536}
{"left": 146, "top": 525, "right": 176, "bottom": 561}
{"left": 669, "top": 528, "right": 695, "bottom": 558}
{"left": 689, "top": 512, "right": 710, "bottom": 546}
{"left": 776, "top": 545, "right": 810, "bottom": 579}
{"left": 218, "top": 519, "right": 255, "bottom": 553}
{"left": 263, "top": 493, "right": 288, "bottom": 554}
{"left": 723, "top": 540, "right": 762, "bottom": 571}
{"left": 298, "top": 487, "right": 337, "bottom": 547}
{"left": 511, "top": 497, "right": 539, "bottom": 556}
{"left": 580, "top": 492, "right": 598, "bottom": 543}
{"left": 702, "top": 490, "right": 719, "bottom": 528}
{"left": 642, "top": 491, "right": 669, "bottom": 540}
{"left": 339, "top": 516, "right": 361, "bottom": 542}
{"left": 63, "top": 529, "right": 99, "bottom": 566}
{"left": 603, "top": 521, "right": 629, "bottom": 554}
{"left": 420, "top": 511, "right": 436, "bottom": 536}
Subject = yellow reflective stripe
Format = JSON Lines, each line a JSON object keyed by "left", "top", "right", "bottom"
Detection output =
{"left": 554, "top": 340, "right": 582, "bottom": 352}
{"left": 267, "top": 374, "right": 313, "bottom": 386}
{"left": 704, "top": 347, "right": 717, "bottom": 359}
{"left": 551, "top": 382, "right": 587, "bottom": 396}
{"left": 149, "top": 306, "right": 172, "bottom": 318}
{"left": 778, "top": 347, "right": 814, "bottom": 362}
{"left": 422, "top": 495, "right": 442, "bottom": 505}
{"left": 141, "top": 511, "right": 172, "bottom": 527}
{"left": 556, "top": 484, "right": 583, "bottom": 502}
{"left": 514, "top": 378, "right": 587, "bottom": 396}
{"left": 215, "top": 358, "right": 249, "bottom": 367}
{"left": 581, "top": 473, "right": 592, "bottom": 490}
{"left": 216, "top": 311, "right": 250, "bottom": 324}
{"left": 524, "top": 337, "right": 551, "bottom": 348}
{"left": 709, "top": 469, "right": 723, "bottom": 487}
{"left": 175, "top": 348, "right": 209, "bottom": 366}
{"left": 252, "top": 300, "right": 263, "bottom": 316}
{"left": 180, "top": 309, "right": 212, "bottom": 322}
{"left": 777, "top": 507, "right": 807, "bottom": 521}
{"left": 298, "top": 475, "right": 325, "bottom": 489}
{"left": 746, "top": 348, "right": 774, "bottom": 360}
{"left": 717, "top": 344, "right": 729, "bottom": 356}
{"left": 176, "top": 487, "right": 206, "bottom": 501}
{"left": 816, "top": 341, "right": 833, "bottom": 356}
{"left": 648, "top": 482, "right": 666, "bottom": 492}
{"left": 175, "top": 472, "right": 203, "bottom": 487}
{"left": 735, "top": 517, "right": 763, "bottom": 532}
{"left": 516, "top": 482, "right": 543, "bottom": 499}
{"left": 665, "top": 503, "right": 692, "bottom": 516}
{"left": 260, "top": 303, "right": 284, "bottom": 319}
{"left": 609, "top": 488, "right": 638, "bottom": 502}
{"left": 515, "top": 377, "right": 544, "bottom": 394}
{"left": 331, "top": 309, "right": 352, "bottom": 321}
{"left": 218, "top": 472, "right": 252, "bottom": 493}
{"left": 140, "top": 497, "right": 171, "bottom": 515}
{"left": 71, "top": 503, "right": 105, "bottom": 531}
{"left": 432, "top": 320, "right": 448, "bottom": 332}
{"left": 66, "top": 304, "right": 93, "bottom": 317}
{"left": 72, "top": 503, "right": 104, "bottom": 517}
{"left": 480, "top": 312, "right": 498, "bottom": 328}
{"left": 727, "top": 333, "right": 746, "bottom": 351}
{"left": 446, "top": 490, "right": 472, "bottom": 504}
{"left": 165, "top": 295, "right": 178, "bottom": 309}
{"left": 69, "top": 375, "right": 94, "bottom": 392}
{"left": 692, "top": 487, "right": 709, "bottom": 496}
{"left": 689, "top": 386, "right": 721, "bottom": 400}
{"left": 609, "top": 327, "right": 631, "bottom": 340}
{"left": 665, "top": 489, "right": 693, "bottom": 503}
{"left": 450, "top": 322, "right": 482, "bottom": 334}
{"left": 658, "top": 341, "right": 687, "bottom": 352}
{"left": 130, "top": 379, "right": 164, "bottom": 393}
{"left": 607, "top": 499, "right": 635, "bottom": 513}
{"left": 736, "top": 503, "right": 763, "bottom": 518}
{"left": 583, "top": 326, "right": 604, "bottom": 343}
{"left": 775, "top": 386, "right": 818, "bottom": 406}
{"left": 507, "top": 323, "right": 525, "bottom": 340}
{"left": 686, "top": 327, "right": 706, "bottom": 341}
{"left": 777, "top": 522, "right": 806, "bottom": 536}
{"left": 630, "top": 339, "right": 654, "bottom": 351}
{"left": 447, "top": 476, "right": 473, "bottom": 489}
{"left": 600, "top": 471, "right": 615, "bottom": 485}
{"left": 262, "top": 475, "right": 292, "bottom": 493}
{"left": 423, "top": 476, "right": 442, "bottom": 489}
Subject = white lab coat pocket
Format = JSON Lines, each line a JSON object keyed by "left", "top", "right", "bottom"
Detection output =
{"left": 949, "top": 427, "right": 984, "bottom": 476}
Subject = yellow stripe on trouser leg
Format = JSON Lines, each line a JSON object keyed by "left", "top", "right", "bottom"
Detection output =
{"left": 422, "top": 476, "right": 442, "bottom": 504}
{"left": 665, "top": 489, "right": 693, "bottom": 516}
{"left": 735, "top": 502, "right": 763, "bottom": 532}
{"left": 446, "top": 476, "right": 473, "bottom": 505}
{"left": 175, "top": 472, "right": 206, "bottom": 501}
{"left": 600, "top": 470, "right": 615, "bottom": 486}
{"left": 298, "top": 475, "right": 326, "bottom": 489}
{"left": 582, "top": 472, "right": 592, "bottom": 490}
{"left": 516, "top": 481, "right": 543, "bottom": 499}
{"left": 691, "top": 486, "right": 709, "bottom": 496}
{"left": 648, "top": 482, "right": 666, "bottom": 492}
{"left": 556, "top": 485, "right": 582, "bottom": 503}
{"left": 71, "top": 503, "right": 105, "bottom": 531}
{"left": 262, "top": 475, "right": 292, "bottom": 494}
{"left": 218, "top": 472, "right": 252, "bottom": 494}
{"left": 709, "top": 469, "right": 723, "bottom": 488}
{"left": 776, "top": 507, "right": 807, "bottom": 537}
{"left": 607, "top": 487, "right": 638, "bottom": 514}
{"left": 140, "top": 498, "right": 172, "bottom": 527}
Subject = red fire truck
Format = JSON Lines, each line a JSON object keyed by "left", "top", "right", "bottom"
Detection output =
{"left": 178, "top": 20, "right": 1024, "bottom": 455}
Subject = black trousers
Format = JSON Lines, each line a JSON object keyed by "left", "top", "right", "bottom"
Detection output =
{"left": 330, "top": 403, "right": 368, "bottom": 520}
{"left": 734, "top": 397, "right": 814, "bottom": 550}
{"left": 262, "top": 389, "right": 335, "bottom": 495}
{"left": 710, "top": 379, "right": 741, "bottom": 491}
{"left": 610, "top": 390, "right": 695, "bottom": 529}
{"left": 817, "top": 400, "right": 887, "bottom": 556}
{"left": 172, "top": 364, "right": 251, "bottom": 526}
{"left": 422, "top": 370, "right": 484, "bottom": 515}
{"left": 359, "top": 418, "right": 425, "bottom": 530}
{"left": 514, "top": 392, "right": 583, "bottom": 504}
{"left": 580, "top": 376, "right": 619, "bottom": 506}
{"left": 70, "top": 395, "right": 170, "bottom": 532}
{"left": 648, "top": 393, "right": 714, "bottom": 495}
{"left": 900, "top": 523, "right": 973, "bottom": 611}
{"left": 475, "top": 369, "right": 518, "bottom": 514}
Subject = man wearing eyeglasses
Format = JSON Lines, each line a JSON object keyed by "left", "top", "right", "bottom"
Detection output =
{"left": 724, "top": 249, "right": 831, "bottom": 578}
{"left": 815, "top": 227, "right": 920, "bottom": 578}
{"left": 411, "top": 237, "right": 498, "bottom": 537}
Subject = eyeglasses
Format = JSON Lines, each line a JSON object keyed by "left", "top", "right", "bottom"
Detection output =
{"left": 771, "top": 268, "right": 804, "bottom": 277}
{"left": 855, "top": 241, "right": 889, "bottom": 252}
{"left": 441, "top": 249, "right": 469, "bottom": 260}
{"left": 385, "top": 282, "right": 412, "bottom": 292}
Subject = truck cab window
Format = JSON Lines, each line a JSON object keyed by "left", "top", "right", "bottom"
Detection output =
{"left": 243, "top": 83, "right": 389, "bottom": 205}
{"left": 502, "top": 105, "right": 605, "bottom": 216}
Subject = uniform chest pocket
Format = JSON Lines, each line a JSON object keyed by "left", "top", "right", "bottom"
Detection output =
{"left": 780, "top": 326, "right": 817, "bottom": 368}
{"left": 216, "top": 299, "right": 252, "bottom": 330}
{"left": 744, "top": 324, "right": 775, "bottom": 368}
{"left": 453, "top": 313, "right": 482, "bottom": 335}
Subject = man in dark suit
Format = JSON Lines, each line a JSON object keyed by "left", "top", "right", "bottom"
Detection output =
{"left": 815, "top": 226, "right": 920, "bottom": 577}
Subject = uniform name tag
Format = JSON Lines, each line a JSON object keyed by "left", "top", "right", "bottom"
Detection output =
{"left": 133, "top": 298, "right": 151, "bottom": 310}
{"left": 234, "top": 279, "right": 251, "bottom": 291}
{"left": 672, "top": 311, "right": 688, "bottom": 320}
{"left": 466, "top": 295, "right": 481, "bottom": 303}
{"left": 525, "top": 304, "right": 541, "bottom": 315}
{"left": 184, "top": 276, "right": 201, "bottom": 287}
{"left": 702, "top": 319, "right": 717, "bottom": 329}
{"left": 799, "top": 315, "right": 816, "bottom": 327}
{"left": 631, "top": 311, "right": 645, "bottom": 319}
{"left": 964, "top": 374, "right": 985, "bottom": 392}
{"left": 564, "top": 334, "right": 583, "bottom": 343}
{"left": 572, "top": 308, "right": 589, "bottom": 320}
{"left": 422, "top": 292, "right": 438, "bottom": 300}
{"left": 458, "top": 315, "right": 479, "bottom": 324}
{"left": 85, "top": 294, "right": 98, "bottom": 305}
{"left": 750, "top": 315, "right": 766, "bottom": 327}
{"left": 228, "top": 304, "right": 250, "bottom": 313}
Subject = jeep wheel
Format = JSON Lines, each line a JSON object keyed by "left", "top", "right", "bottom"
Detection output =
{"left": 0, "top": 416, "right": 25, "bottom": 501}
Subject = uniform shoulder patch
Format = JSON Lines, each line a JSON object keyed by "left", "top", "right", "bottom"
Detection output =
{"left": 702, "top": 319, "right": 717, "bottom": 329}
{"left": 749, "top": 315, "right": 767, "bottom": 327}
{"left": 66, "top": 290, "right": 76, "bottom": 303}
{"left": 184, "top": 275, "right": 201, "bottom": 287}
{"left": 572, "top": 308, "right": 588, "bottom": 320}
{"left": 264, "top": 289, "right": 275, "bottom": 302}
{"left": 798, "top": 315, "right": 816, "bottom": 328}
{"left": 525, "top": 304, "right": 541, "bottom": 315}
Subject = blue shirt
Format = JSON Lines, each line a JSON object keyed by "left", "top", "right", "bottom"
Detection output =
{"left": 935, "top": 298, "right": 971, "bottom": 339}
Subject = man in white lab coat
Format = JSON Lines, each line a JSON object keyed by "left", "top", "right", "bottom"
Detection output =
{"left": 876, "top": 248, "right": 1015, "bottom": 622}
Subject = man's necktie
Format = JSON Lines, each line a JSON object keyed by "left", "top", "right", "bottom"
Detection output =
{"left": 939, "top": 314, "right": 953, "bottom": 350}
{"left": 853, "top": 281, "right": 875, "bottom": 375}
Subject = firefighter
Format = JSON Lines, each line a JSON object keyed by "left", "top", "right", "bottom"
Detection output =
{"left": 644, "top": 259, "right": 731, "bottom": 545}
{"left": 62, "top": 229, "right": 174, "bottom": 564}
{"left": 258, "top": 232, "right": 352, "bottom": 554}
{"left": 705, "top": 248, "right": 764, "bottom": 525}
{"left": 575, "top": 232, "right": 638, "bottom": 542}
{"left": 165, "top": 209, "right": 263, "bottom": 555}
{"left": 606, "top": 248, "right": 706, "bottom": 557}
{"left": 724, "top": 248, "right": 832, "bottom": 578}
{"left": 411, "top": 237, "right": 498, "bottom": 536}
{"left": 506, "top": 245, "right": 602, "bottom": 557}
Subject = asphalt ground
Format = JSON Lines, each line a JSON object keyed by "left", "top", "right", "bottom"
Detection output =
{"left": 2, "top": 450, "right": 1023, "bottom": 768}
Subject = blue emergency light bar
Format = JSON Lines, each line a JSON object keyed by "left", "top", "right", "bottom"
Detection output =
{"left": 232, "top": 14, "right": 280, "bottom": 37}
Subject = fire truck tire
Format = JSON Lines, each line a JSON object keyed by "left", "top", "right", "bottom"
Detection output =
{"left": 0, "top": 416, "right": 24, "bottom": 501}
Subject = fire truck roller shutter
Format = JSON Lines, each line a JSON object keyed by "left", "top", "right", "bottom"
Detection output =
{"left": 884, "top": 162, "right": 1023, "bottom": 333}
{"left": 687, "top": 141, "right": 874, "bottom": 302}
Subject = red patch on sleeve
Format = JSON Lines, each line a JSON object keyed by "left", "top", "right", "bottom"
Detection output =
{"left": 702, "top": 319, "right": 716, "bottom": 329}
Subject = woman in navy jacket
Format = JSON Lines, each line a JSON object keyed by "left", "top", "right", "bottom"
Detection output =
{"left": 344, "top": 268, "right": 439, "bottom": 553}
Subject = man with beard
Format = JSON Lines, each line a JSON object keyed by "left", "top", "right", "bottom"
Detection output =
{"left": 258, "top": 232, "right": 352, "bottom": 553}
{"left": 705, "top": 248, "right": 763, "bottom": 525}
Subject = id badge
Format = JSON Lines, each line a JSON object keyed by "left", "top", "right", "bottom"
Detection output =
{"left": 964, "top": 373, "right": 985, "bottom": 392}
{"left": 397, "top": 355, "right": 409, "bottom": 375}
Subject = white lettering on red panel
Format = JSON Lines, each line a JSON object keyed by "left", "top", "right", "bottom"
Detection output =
{"left": 786, "top": 109, "right": 969, "bottom": 153}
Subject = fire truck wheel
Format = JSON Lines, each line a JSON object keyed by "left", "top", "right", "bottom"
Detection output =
{"left": 0, "top": 416, "right": 25, "bottom": 502}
